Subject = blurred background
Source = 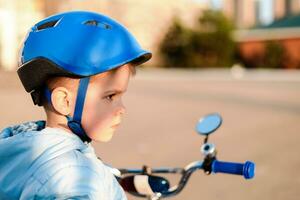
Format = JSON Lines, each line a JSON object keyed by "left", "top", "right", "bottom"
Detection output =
{"left": 0, "top": 0, "right": 300, "bottom": 199}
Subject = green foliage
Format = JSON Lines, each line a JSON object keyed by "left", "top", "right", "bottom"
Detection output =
{"left": 159, "top": 10, "right": 236, "bottom": 68}
{"left": 264, "top": 41, "right": 285, "bottom": 68}
{"left": 159, "top": 18, "right": 193, "bottom": 67}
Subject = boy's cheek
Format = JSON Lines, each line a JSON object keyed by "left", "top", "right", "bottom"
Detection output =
{"left": 86, "top": 123, "right": 115, "bottom": 142}
{"left": 83, "top": 113, "right": 112, "bottom": 130}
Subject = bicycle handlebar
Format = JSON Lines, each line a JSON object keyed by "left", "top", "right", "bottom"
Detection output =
{"left": 112, "top": 113, "right": 255, "bottom": 199}
{"left": 211, "top": 160, "right": 255, "bottom": 179}
{"left": 115, "top": 159, "right": 255, "bottom": 199}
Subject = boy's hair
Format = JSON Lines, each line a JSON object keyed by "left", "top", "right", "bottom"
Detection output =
{"left": 43, "top": 64, "right": 136, "bottom": 111}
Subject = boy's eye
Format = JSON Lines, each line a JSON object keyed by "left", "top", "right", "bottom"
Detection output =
{"left": 106, "top": 94, "right": 116, "bottom": 101}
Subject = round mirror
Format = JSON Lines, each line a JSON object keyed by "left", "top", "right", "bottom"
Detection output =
{"left": 195, "top": 113, "right": 222, "bottom": 135}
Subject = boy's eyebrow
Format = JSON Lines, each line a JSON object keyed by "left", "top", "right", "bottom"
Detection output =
{"left": 103, "top": 89, "right": 126, "bottom": 95}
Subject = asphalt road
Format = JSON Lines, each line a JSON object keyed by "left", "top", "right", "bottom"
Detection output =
{"left": 0, "top": 68, "right": 299, "bottom": 200}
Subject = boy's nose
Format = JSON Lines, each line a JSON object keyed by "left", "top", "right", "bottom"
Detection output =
{"left": 117, "top": 104, "right": 126, "bottom": 115}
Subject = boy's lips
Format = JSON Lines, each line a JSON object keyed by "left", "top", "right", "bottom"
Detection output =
{"left": 111, "top": 123, "right": 120, "bottom": 128}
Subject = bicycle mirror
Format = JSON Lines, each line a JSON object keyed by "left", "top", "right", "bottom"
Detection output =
{"left": 196, "top": 113, "right": 222, "bottom": 136}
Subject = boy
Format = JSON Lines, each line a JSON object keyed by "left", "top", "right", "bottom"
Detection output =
{"left": 0, "top": 11, "right": 151, "bottom": 199}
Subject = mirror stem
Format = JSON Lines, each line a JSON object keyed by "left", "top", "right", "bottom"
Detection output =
{"left": 204, "top": 135, "right": 209, "bottom": 144}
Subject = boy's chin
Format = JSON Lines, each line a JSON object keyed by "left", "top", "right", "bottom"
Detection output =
{"left": 90, "top": 131, "right": 114, "bottom": 142}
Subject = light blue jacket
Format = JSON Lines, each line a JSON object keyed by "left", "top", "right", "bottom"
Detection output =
{"left": 0, "top": 121, "right": 127, "bottom": 200}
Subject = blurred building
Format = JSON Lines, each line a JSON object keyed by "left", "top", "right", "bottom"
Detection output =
{"left": 274, "top": 0, "right": 300, "bottom": 19}
{"left": 0, "top": 0, "right": 43, "bottom": 70}
{"left": 221, "top": 0, "right": 300, "bottom": 28}
{"left": 1, "top": 0, "right": 300, "bottom": 70}
{"left": 222, "top": 0, "right": 257, "bottom": 28}
{"left": 0, "top": 0, "right": 210, "bottom": 70}
{"left": 236, "top": 15, "right": 300, "bottom": 69}
{"left": 235, "top": 0, "right": 300, "bottom": 69}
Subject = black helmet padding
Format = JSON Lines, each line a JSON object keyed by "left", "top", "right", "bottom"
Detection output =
{"left": 17, "top": 57, "right": 83, "bottom": 93}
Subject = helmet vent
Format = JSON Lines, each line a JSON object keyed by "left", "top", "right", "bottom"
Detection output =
{"left": 37, "top": 20, "right": 59, "bottom": 31}
{"left": 84, "top": 20, "right": 112, "bottom": 29}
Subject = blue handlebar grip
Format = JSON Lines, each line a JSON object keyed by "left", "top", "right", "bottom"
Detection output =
{"left": 211, "top": 160, "right": 255, "bottom": 179}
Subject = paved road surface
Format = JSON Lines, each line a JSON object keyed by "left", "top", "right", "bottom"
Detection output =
{"left": 0, "top": 68, "right": 299, "bottom": 200}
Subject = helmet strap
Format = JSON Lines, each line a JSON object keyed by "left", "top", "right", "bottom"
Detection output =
{"left": 43, "top": 77, "right": 92, "bottom": 143}
{"left": 44, "top": 86, "right": 52, "bottom": 105}
{"left": 66, "top": 115, "right": 91, "bottom": 143}
{"left": 67, "top": 77, "right": 92, "bottom": 143}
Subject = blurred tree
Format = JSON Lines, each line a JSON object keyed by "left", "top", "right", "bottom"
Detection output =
{"left": 159, "top": 18, "right": 193, "bottom": 68}
{"left": 159, "top": 10, "right": 236, "bottom": 68}
{"left": 264, "top": 41, "right": 285, "bottom": 69}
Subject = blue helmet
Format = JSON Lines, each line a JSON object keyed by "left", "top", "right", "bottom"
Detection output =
{"left": 17, "top": 11, "right": 152, "bottom": 142}
{"left": 18, "top": 11, "right": 151, "bottom": 97}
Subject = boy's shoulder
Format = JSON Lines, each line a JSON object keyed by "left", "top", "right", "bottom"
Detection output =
{"left": 0, "top": 123, "right": 126, "bottom": 199}
{"left": 24, "top": 127, "right": 126, "bottom": 199}
{"left": 23, "top": 146, "right": 124, "bottom": 199}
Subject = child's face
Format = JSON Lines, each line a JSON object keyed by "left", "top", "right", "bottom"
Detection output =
{"left": 80, "top": 64, "right": 132, "bottom": 142}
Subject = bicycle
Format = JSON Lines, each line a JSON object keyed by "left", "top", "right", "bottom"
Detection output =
{"left": 107, "top": 113, "right": 255, "bottom": 200}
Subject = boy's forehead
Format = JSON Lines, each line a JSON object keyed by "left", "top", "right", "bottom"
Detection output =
{"left": 90, "top": 63, "right": 133, "bottom": 82}
{"left": 89, "top": 64, "right": 131, "bottom": 90}
{"left": 90, "top": 68, "right": 118, "bottom": 83}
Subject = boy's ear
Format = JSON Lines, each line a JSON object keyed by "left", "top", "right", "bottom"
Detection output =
{"left": 51, "top": 87, "right": 74, "bottom": 116}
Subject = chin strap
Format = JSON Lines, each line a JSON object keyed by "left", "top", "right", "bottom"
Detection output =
{"left": 67, "top": 77, "right": 92, "bottom": 143}
{"left": 66, "top": 115, "right": 91, "bottom": 143}
{"left": 44, "top": 77, "right": 92, "bottom": 143}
